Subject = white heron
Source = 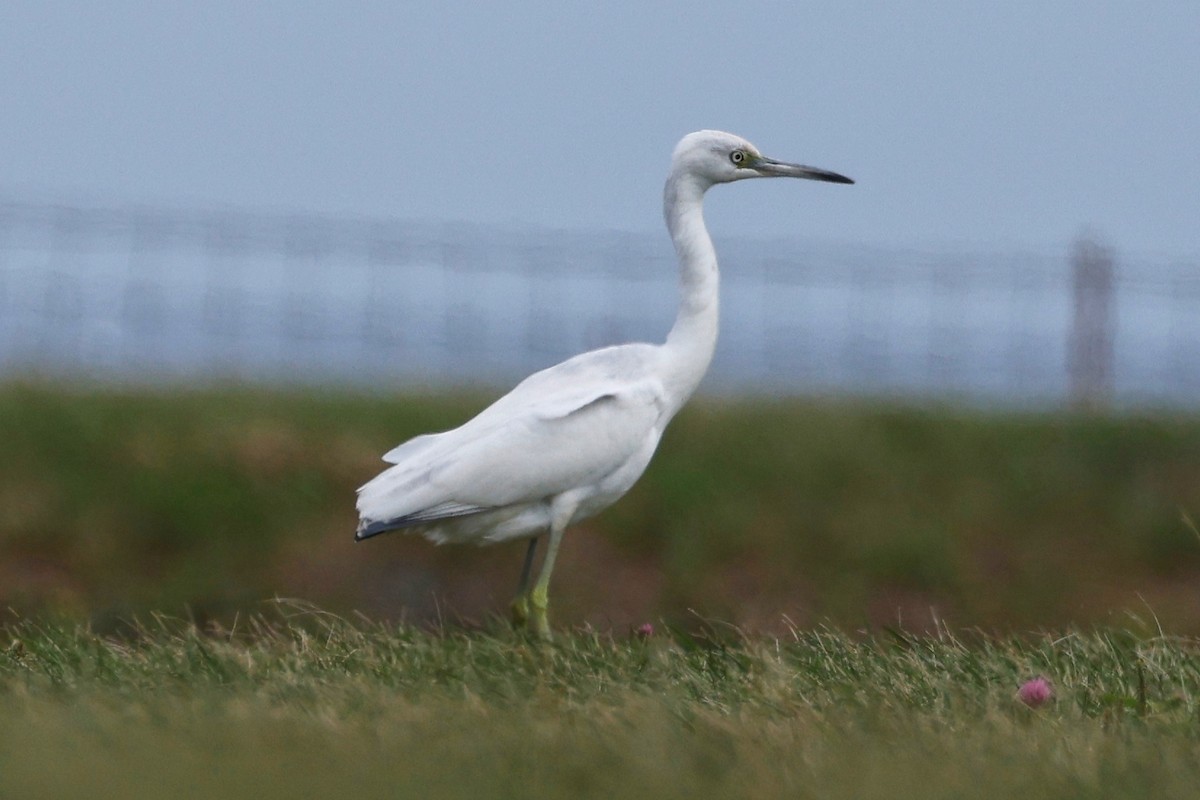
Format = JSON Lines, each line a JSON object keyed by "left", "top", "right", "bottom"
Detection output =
{"left": 356, "top": 130, "right": 853, "bottom": 639}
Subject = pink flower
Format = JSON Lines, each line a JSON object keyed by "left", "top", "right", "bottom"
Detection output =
{"left": 1017, "top": 676, "right": 1053, "bottom": 708}
{"left": 635, "top": 622, "right": 654, "bottom": 639}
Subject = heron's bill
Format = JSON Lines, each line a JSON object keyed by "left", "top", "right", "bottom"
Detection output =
{"left": 752, "top": 156, "right": 854, "bottom": 184}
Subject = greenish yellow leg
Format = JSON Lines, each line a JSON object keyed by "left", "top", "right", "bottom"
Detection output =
{"left": 529, "top": 585, "right": 551, "bottom": 641}
{"left": 527, "top": 517, "right": 566, "bottom": 642}
{"left": 510, "top": 537, "right": 539, "bottom": 628}
{"left": 510, "top": 594, "right": 530, "bottom": 627}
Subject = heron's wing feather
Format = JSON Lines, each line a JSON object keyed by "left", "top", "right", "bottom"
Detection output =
{"left": 357, "top": 345, "right": 666, "bottom": 528}
{"left": 393, "top": 499, "right": 486, "bottom": 523}
{"left": 428, "top": 383, "right": 662, "bottom": 509}
{"left": 382, "top": 433, "right": 441, "bottom": 465}
{"left": 379, "top": 344, "right": 657, "bottom": 465}
{"left": 465, "top": 344, "right": 661, "bottom": 424}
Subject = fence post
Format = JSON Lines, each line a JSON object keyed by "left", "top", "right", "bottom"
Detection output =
{"left": 1068, "top": 233, "right": 1116, "bottom": 409}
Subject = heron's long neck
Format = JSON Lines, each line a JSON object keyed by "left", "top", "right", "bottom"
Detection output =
{"left": 661, "top": 170, "right": 718, "bottom": 416}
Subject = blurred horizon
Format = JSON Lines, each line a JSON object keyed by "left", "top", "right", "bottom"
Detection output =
{"left": 5, "top": 3, "right": 1196, "bottom": 407}
{"left": 2, "top": 195, "right": 1197, "bottom": 408}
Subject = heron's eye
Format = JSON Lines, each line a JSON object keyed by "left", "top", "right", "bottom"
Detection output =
{"left": 730, "top": 150, "right": 747, "bottom": 165}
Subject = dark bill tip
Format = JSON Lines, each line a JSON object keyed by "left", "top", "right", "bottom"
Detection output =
{"left": 785, "top": 164, "right": 855, "bottom": 185}
{"left": 812, "top": 170, "right": 855, "bottom": 185}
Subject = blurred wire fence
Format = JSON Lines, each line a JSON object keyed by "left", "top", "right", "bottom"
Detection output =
{"left": 1, "top": 199, "right": 1197, "bottom": 406}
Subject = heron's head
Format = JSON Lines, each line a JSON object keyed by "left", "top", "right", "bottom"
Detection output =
{"left": 671, "top": 130, "right": 853, "bottom": 189}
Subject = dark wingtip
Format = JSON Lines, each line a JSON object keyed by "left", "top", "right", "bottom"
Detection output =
{"left": 355, "top": 520, "right": 394, "bottom": 542}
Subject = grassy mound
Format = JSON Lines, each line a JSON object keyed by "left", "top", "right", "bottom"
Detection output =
{"left": 2, "top": 382, "right": 1199, "bottom": 632}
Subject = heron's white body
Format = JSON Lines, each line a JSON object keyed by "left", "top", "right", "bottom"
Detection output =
{"left": 360, "top": 342, "right": 672, "bottom": 544}
{"left": 355, "top": 131, "right": 851, "bottom": 634}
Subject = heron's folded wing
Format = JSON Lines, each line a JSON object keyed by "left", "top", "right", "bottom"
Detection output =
{"left": 360, "top": 344, "right": 667, "bottom": 524}
{"left": 355, "top": 382, "right": 662, "bottom": 528}
{"left": 424, "top": 381, "right": 664, "bottom": 510}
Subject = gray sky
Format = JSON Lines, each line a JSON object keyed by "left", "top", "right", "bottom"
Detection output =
{"left": 2, "top": 2, "right": 1197, "bottom": 256}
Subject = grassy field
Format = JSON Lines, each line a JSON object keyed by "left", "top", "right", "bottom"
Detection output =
{"left": 2, "top": 382, "right": 1199, "bottom": 633}
{"left": 4, "top": 383, "right": 1200, "bottom": 797}
{"left": 2, "top": 607, "right": 1199, "bottom": 799}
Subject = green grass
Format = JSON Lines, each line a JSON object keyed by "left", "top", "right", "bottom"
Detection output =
{"left": 2, "top": 382, "right": 1200, "bottom": 632}
{"left": 5, "top": 384, "right": 1199, "bottom": 795}
{"left": 3, "top": 607, "right": 1200, "bottom": 799}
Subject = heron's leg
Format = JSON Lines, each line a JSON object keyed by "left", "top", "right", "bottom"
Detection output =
{"left": 510, "top": 536, "right": 539, "bottom": 627}
{"left": 529, "top": 516, "right": 568, "bottom": 641}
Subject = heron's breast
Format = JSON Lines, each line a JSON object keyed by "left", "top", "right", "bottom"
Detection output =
{"left": 569, "top": 428, "right": 663, "bottom": 525}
